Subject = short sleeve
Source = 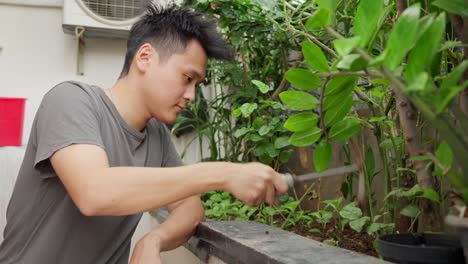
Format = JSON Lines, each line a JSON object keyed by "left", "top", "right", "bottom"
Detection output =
{"left": 33, "top": 82, "right": 105, "bottom": 168}
{"left": 161, "top": 125, "right": 182, "bottom": 167}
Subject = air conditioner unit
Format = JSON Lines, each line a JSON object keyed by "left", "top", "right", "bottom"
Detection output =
{"left": 62, "top": 0, "right": 165, "bottom": 39}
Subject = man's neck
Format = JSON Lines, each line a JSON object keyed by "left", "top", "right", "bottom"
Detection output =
{"left": 107, "top": 77, "right": 151, "bottom": 132}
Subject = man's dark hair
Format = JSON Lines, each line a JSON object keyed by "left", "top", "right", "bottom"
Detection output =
{"left": 119, "top": 4, "right": 231, "bottom": 78}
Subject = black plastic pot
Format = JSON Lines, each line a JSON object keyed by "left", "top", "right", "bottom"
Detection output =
{"left": 377, "top": 233, "right": 465, "bottom": 264}
{"left": 446, "top": 215, "right": 468, "bottom": 264}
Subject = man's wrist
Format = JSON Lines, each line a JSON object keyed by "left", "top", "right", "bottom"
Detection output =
{"left": 146, "top": 230, "right": 164, "bottom": 251}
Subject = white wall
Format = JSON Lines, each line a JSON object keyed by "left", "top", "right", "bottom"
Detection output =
{"left": 0, "top": 2, "right": 202, "bottom": 263}
{"left": 0, "top": 2, "right": 126, "bottom": 145}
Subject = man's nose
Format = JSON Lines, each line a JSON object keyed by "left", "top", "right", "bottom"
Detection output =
{"left": 184, "top": 85, "right": 196, "bottom": 102}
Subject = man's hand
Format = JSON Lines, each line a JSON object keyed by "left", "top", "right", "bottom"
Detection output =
{"left": 129, "top": 233, "right": 162, "bottom": 264}
{"left": 223, "top": 162, "right": 288, "bottom": 206}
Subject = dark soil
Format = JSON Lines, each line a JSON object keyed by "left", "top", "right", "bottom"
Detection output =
{"left": 276, "top": 218, "right": 378, "bottom": 257}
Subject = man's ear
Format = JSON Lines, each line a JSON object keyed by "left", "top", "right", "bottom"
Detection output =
{"left": 134, "top": 43, "right": 159, "bottom": 73}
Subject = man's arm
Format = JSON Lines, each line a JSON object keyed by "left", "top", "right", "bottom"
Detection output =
{"left": 153, "top": 196, "right": 205, "bottom": 251}
{"left": 129, "top": 196, "right": 204, "bottom": 264}
{"left": 50, "top": 144, "right": 288, "bottom": 217}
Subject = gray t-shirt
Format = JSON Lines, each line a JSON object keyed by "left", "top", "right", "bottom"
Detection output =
{"left": 0, "top": 81, "right": 182, "bottom": 264}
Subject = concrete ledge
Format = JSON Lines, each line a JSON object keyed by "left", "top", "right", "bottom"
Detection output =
{"left": 151, "top": 209, "right": 389, "bottom": 264}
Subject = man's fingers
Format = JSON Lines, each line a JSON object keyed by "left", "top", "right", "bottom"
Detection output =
{"left": 273, "top": 172, "right": 289, "bottom": 194}
{"left": 265, "top": 184, "right": 276, "bottom": 206}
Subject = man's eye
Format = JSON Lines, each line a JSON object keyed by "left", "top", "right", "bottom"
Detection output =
{"left": 185, "top": 75, "right": 193, "bottom": 82}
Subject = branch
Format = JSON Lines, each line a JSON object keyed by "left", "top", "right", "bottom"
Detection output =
{"left": 396, "top": 0, "right": 408, "bottom": 16}
{"left": 271, "top": 77, "right": 289, "bottom": 100}
{"left": 319, "top": 77, "right": 330, "bottom": 139}
{"left": 239, "top": 51, "right": 250, "bottom": 88}
{"left": 321, "top": 71, "right": 383, "bottom": 79}
{"left": 423, "top": 151, "right": 451, "bottom": 175}
{"left": 271, "top": 54, "right": 304, "bottom": 100}
{"left": 286, "top": 25, "right": 338, "bottom": 57}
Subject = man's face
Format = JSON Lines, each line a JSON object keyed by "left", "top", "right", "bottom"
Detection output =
{"left": 141, "top": 40, "right": 208, "bottom": 124}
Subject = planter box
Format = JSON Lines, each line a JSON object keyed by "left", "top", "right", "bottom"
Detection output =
{"left": 151, "top": 210, "right": 390, "bottom": 264}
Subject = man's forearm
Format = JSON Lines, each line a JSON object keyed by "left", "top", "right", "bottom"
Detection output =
{"left": 149, "top": 196, "right": 205, "bottom": 251}
{"left": 75, "top": 162, "right": 227, "bottom": 216}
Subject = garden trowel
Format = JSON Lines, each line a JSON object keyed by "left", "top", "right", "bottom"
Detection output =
{"left": 282, "top": 165, "right": 358, "bottom": 189}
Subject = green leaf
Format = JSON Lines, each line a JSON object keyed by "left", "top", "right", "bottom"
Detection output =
{"left": 265, "top": 143, "right": 279, "bottom": 158}
{"left": 369, "top": 116, "right": 386, "bottom": 122}
{"left": 367, "top": 223, "right": 394, "bottom": 235}
{"left": 410, "top": 155, "right": 431, "bottom": 161}
{"left": 246, "top": 133, "right": 263, "bottom": 142}
{"left": 279, "top": 149, "right": 293, "bottom": 163}
{"left": 329, "top": 116, "right": 361, "bottom": 141}
{"left": 400, "top": 204, "right": 419, "bottom": 218}
{"left": 323, "top": 238, "right": 339, "bottom": 247}
{"left": 234, "top": 127, "right": 252, "bottom": 138}
{"left": 435, "top": 141, "right": 453, "bottom": 175}
{"left": 285, "top": 68, "right": 322, "bottom": 90}
{"left": 340, "top": 202, "right": 363, "bottom": 220}
{"left": 306, "top": 8, "right": 330, "bottom": 30}
{"left": 313, "top": 141, "right": 332, "bottom": 172}
{"left": 254, "top": 144, "right": 267, "bottom": 156}
{"left": 274, "top": 136, "right": 290, "bottom": 149}
{"left": 353, "top": 0, "right": 384, "bottom": 47}
{"left": 406, "top": 13, "right": 446, "bottom": 83}
{"left": 252, "top": 80, "right": 272, "bottom": 94}
{"left": 401, "top": 184, "right": 424, "bottom": 198}
{"left": 333, "top": 36, "right": 361, "bottom": 57}
{"left": 233, "top": 108, "right": 241, "bottom": 117}
{"left": 437, "top": 60, "right": 468, "bottom": 113}
{"left": 284, "top": 200, "right": 300, "bottom": 212}
{"left": 406, "top": 72, "right": 432, "bottom": 95}
{"left": 380, "top": 4, "right": 421, "bottom": 70}
{"left": 279, "top": 91, "right": 319, "bottom": 110}
{"left": 324, "top": 97, "right": 354, "bottom": 126}
{"left": 325, "top": 76, "right": 358, "bottom": 96}
{"left": 437, "top": 85, "right": 466, "bottom": 114}
{"left": 350, "top": 216, "right": 370, "bottom": 233}
{"left": 417, "top": 188, "right": 440, "bottom": 203}
{"left": 302, "top": 40, "right": 329, "bottom": 73}
{"left": 289, "top": 127, "right": 322, "bottom": 147}
{"left": 439, "top": 41, "right": 468, "bottom": 52}
{"left": 284, "top": 112, "right": 319, "bottom": 132}
{"left": 315, "top": 0, "right": 339, "bottom": 23}
{"left": 322, "top": 197, "right": 343, "bottom": 212}
{"left": 379, "top": 137, "right": 404, "bottom": 149}
{"left": 252, "top": 117, "right": 265, "bottom": 129}
{"left": 262, "top": 206, "right": 276, "bottom": 216}
{"left": 315, "top": 0, "right": 339, "bottom": 11}
{"left": 432, "top": 0, "right": 468, "bottom": 17}
{"left": 238, "top": 103, "right": 258, "bottom": 118}
{"left": 255, "top": 143, "right": 278, "bottom": 159}
{"left": 336, "top": 54, "right": 368, "bottom": 71}
{"left": 309, "top": 228, "right": 321, "bottom": 234}
{"left": 323, "top": 87, "right": 353, "bottom": 110}
{"left": 259, "top": 125, "right": 272, "bottom": 136}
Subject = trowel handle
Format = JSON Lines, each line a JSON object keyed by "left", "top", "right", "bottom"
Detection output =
{"left": 282, "top": 173, "right": 295, "bottom": 189}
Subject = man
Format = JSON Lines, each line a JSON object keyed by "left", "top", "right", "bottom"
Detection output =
{"left": 0, "top": 4, "right": 288, "bottom": 264}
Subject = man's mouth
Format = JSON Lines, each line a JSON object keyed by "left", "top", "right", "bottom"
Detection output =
{"left": 176, "top": 105, "right": 185, "bottom": 111}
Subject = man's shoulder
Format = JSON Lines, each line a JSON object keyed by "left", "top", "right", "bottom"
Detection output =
{"left": 38, "top": 80, "right": 104, "bottom": 117}
{"left": 45, "top": 81, "right": 99, "bottom": 97}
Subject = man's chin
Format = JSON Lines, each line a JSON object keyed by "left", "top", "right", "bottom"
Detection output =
{"left": 163, "top": 115, "right": 178, "bottom": 125}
